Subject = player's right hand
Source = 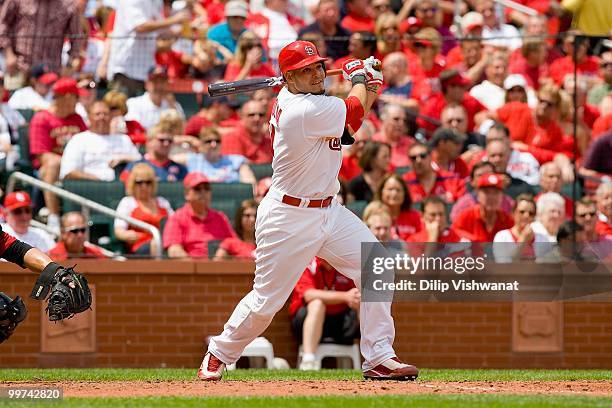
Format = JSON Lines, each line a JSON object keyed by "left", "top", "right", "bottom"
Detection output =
{"left": 364, "top": 60, "right": 384, "bottom": 87}
{"left": 341, "top": 58, "right": 366, "bottom": 82}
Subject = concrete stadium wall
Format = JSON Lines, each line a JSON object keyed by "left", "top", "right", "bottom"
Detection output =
{"left": 1, "top": 260, "right": 611, "bottom": 369}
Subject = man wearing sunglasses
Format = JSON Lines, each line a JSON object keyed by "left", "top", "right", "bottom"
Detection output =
{"left": 222, "top": 100, "right": 273, "bottom": 164}
{"left": 48, "top": 212, "right": 108, "bottom": 261}
{"left": 1, "top": 191, "right": 54, "bottom": 252}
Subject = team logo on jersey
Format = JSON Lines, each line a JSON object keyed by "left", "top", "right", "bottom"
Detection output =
{"left": 304, "top": 45, "right": 315, "bottom": 56}
{"left": 328, "top": 138, "right": 341, "bottom": 151}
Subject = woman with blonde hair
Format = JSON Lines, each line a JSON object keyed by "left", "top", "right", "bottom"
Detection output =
{"left": 375, "top": 12, "right": 402, "bottom": 58}
{"left": 114, "top": 163, "right": 174, "bottom": 256}
{"left": 214, "top": 199, "right": 258, "bottom": 260}
{"left": 104, "top": 90, "right": 147, "bottom": 145}
{"left": 223, "top": 31, "right": 276, "bottom": 81}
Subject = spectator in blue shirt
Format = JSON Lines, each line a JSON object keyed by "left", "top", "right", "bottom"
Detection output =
{"left": 207, "top": 1, "right": 248, "bottom": 60}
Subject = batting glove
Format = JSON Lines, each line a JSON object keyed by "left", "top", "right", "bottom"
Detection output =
{"left": 363, "top": 56, "right": 381, "bottom": 70}
{"left": 364, "top": 64, "right": 384, "bottom": 87}
{"left": 341, "top": 58, "right": 366, "bottom": 82}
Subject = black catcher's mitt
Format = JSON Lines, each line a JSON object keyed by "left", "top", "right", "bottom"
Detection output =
{"left": 0, "top": 292, "right": 27, "bottom": 343}
{"left": 30, "top": 263, "right": 92, "bottom": 321}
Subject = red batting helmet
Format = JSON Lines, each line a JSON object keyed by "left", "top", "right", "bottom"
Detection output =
{"left": 278, "top": 41, "right": 327, "bottom": 75}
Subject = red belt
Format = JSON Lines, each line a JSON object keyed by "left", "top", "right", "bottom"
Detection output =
{"left": 282, "top": 195, "right": 333, "bottom": 208}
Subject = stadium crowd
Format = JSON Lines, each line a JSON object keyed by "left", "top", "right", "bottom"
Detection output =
{"left": 0, "top": 0, "right": 610, "bottom": 262}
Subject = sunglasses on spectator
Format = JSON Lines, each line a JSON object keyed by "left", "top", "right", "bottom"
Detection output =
{"left": 11, "top": 207, "right": 31, "bottom": 216}
{"left": 247, "top": 112, "right": 266, "bottom": 118}
{"left": 192, "top": 184, "right": 211, "bottom": 192}
{"left": 134, "top": 179, "right": 154, "bottom": 185}
{"left": 418, "top": 7, "right": 437, "bottom": 13}
{"left": 203, "top": 139, "right": 221, "bottom": 145}
{"left": 409, "top": 152, "right": 429, "bottom": 160}
{"left": 539, "top": 99, "right": 555, "bottom": 107}
{"left": 577, "top": 211, "right": 596, "bottom": 218}
{"left": 66, "top": 227, "right": 87, "bottom": 234}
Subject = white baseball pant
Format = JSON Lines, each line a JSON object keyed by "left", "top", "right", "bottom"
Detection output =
{"left": 208, "top": 189, "right": 397, "bottom": 370}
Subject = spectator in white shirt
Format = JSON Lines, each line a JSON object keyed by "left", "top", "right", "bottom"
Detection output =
{"left": 60, "top": 100, "right": 141, "bottom": 181}
{"left": 125, "top": 67, "right": 185, "bottom": 131}
{"left": 8, "top": 63, "right": 58, "bottom": 111}
{"left": 476, "top": 0, "right": 522, "bottom": 50}
{"left": 469, "top": 51, "right": 509, "bottom": 111}
{"left": 532, "top": 192, "right": 565, "bottom": 242}
{"left": 1, "top": 191, "right": 55, "bottom": 252}
{"left": 104, "top": 0, "right": 191, "bottom": 97}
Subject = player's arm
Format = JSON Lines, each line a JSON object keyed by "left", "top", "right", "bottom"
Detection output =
{"left": 341, "top": 58, "right": 383, "bottom": 134}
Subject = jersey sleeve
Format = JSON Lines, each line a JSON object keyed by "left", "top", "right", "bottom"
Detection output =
{"left": 302, "top": 95, "right": 347, "bottom": 140}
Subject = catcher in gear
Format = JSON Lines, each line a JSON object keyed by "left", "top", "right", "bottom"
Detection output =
{"left": 0, "top": 223, "right": 91, "bottom": 344}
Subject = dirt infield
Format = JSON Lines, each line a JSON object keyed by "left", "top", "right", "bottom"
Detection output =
{"left": 6, "top": 380, "right": 612, "bottom": 397}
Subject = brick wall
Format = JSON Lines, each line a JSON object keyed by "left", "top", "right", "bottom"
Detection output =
{"left": 1, "top": 261, "right": 611, "bottom": 368}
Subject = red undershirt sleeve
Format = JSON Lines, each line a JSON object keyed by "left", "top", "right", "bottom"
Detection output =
{"left": 344, "top": 96, "right": 365, "bottom": 132}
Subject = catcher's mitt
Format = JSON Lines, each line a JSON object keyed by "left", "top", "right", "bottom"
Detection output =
{"left": 30, "top": 263, "right": 92, "bottom": 321}
{"left": 0, "top": 292, "right": 27, "bottom": 343}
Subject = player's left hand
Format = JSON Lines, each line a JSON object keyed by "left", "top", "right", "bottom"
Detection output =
{"left": 341, "top": 58, "right": 366, "bottom": 82}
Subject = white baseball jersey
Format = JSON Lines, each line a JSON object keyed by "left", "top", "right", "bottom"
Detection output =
{"left": 269, "top": 87, "right": 346, "bottom": 198}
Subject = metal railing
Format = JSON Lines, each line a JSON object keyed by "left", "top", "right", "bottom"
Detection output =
{"left": 6, "top": 172, "right": 162, "bottom": 259}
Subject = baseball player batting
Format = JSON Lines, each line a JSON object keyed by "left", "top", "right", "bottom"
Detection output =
{"left": 198, "top": 41, "right": 418, "bottom": 381}
{"left": 0, "top": 224, "right": 92, "bottom": 344}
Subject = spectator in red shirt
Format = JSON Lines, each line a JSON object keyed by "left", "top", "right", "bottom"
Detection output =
{"left": 549, "top": 30, "right": 600, "bottom": 86}
{"left": 375, "top": 173, "right": 422, "bottom": 241}
{"left": 410, "top": 28, "right": 445, "bottom": 99}
{"left": 575, "top": 198, "right": 606, "bottom": 243}
{"left": 289, "top": 257, "right": 360, "bottom": 370}
{"left": 163, "top": 172, "right": 236, "bottom": 258}
{"left": 341, "top": 0, "right": 375, "bottom": 33}
{"left": 508, "top": 39, "right": 549, "bottom": 90}
{"left": 452, "top": 173, "right": 514, "bottom": 241}
{"left": 223, "top": 31, "right": 276, "bottom": 82}
{"left": 403, "top": 142, "right": 465, "bottom": 204}
{"left": 185, "top": 94, "right": 235, "bottom": 137}
{"left": 29, "top": 77, "right": 88, "bottom": 231}
{"left": 347, "top": 141, "right": 391, "bottom": 203}
{"left": 103, "top": 90, "right": 147, "bottom": 146}
{"left": 373, "top": 104, "right": 413, "bottom": 168}
{"left": 595, "top": 182, "right": 612, "bottom": 239}
{"left": 450, "top": 161, "right": 515, "bottom": 222}
{"left": 429, "top": 128, "right": 469, "bottom": 179}
{"left": 560, "top": 75, "right": 600, "bottom": 156}
{"left": 49, "top": 212, "right": 108, "bottom": 261}
{"left": 222, "top": 100, "right": 273, "bottom": 164}
{"left": 214, "top": 199, "right": 257, "bottom": 260}
{"left": 155, "top": 32, "right": 191, "bottom": 79}
{"left": 408, "top": 196, "right": 464, "bottom": 243}
{"left": 418, "top": 69, "right": 488, "bottom": 133}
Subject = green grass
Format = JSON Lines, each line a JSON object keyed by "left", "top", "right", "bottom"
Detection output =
{"left": 1, "top": 368, "right": 612, "bottom": 382}
{"left": 1, "top": 395, "right": 612, "bottom": 408}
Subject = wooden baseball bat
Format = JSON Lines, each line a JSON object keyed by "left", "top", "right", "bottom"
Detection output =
{"left": 208, "top": 68, "right": 343, "bottom": 97}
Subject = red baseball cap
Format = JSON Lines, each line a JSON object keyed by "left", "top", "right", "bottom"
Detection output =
{"left": 184, "top": 172, "right": 210, "bottom": 189}
{"left": 477, "top": 173, "right": 505, "bottom": 190}
{"left": 39, "top": 72, "right": 59, "bottom": 86}
{"left": 4, "top": 191, "right": 32, "bottom": 211}
{"left": 52, "top": 77, "right": 89, "bottom": 97}
{"left": 441, "top": 70, "right": 470, "bottom": 87}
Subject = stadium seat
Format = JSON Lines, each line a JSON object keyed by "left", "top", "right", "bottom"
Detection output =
{"left": 174, "top": 93, "right": 200, "bottom": 119}
{"left": 346, "top": 200, "right": 367, "bottom": 218}
{"left": 207, "top": 239, "right": 221, "bottom": 259}
{"left": 249, "top": 163, "right": 273, "bottom": 181}
{"left": 15, "top": 125, "right": 32, "bottom": 172}
{"left": 395, "top": 166, "right": 411, "bottom": 176}
{"left": 561, "top": 182, "right": 583, "bottom": 200}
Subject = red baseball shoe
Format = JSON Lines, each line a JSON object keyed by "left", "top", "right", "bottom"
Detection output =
{"left": 197, "top": 352, "right": 226, "bottom": 381}
{"left": 363, "top": 357, "right": 419, "bottom": 381}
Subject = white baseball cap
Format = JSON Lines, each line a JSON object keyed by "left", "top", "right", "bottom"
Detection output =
{"left": 461, "top": 12, "right": 484, "bottom": 35}
{"left": 225, "top": 0, "right": 249, "bottom": 18}
{"left": 504, "top": 74, "right": 528, "bottom": 91}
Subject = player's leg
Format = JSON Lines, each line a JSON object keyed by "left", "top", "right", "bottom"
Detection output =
{"left": 203, "top": 200, "right": 325, "bottom": 377}
{"left": 317, "top": 202, "right": 418, "bottom": 379}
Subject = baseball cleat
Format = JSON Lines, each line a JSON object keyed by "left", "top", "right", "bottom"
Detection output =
{"left": 363, "top": 357, "right": 419, "bottom": 381}
{"left": 197, "top": 352, "right": 226, "bottom": 381}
